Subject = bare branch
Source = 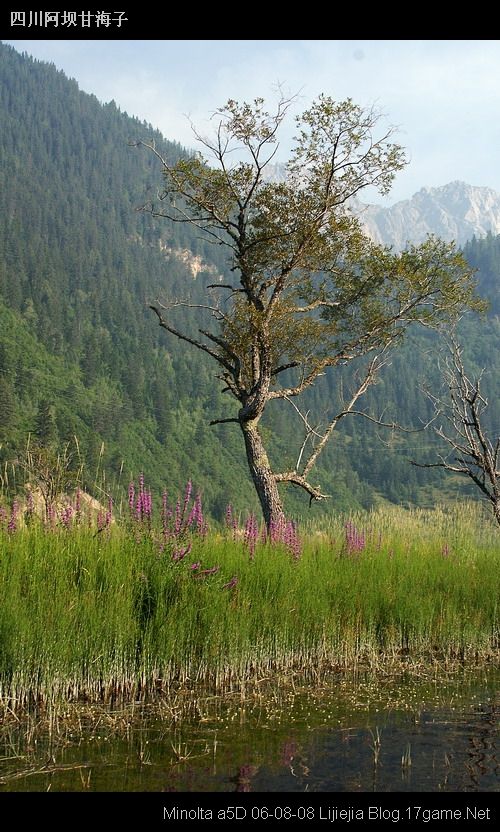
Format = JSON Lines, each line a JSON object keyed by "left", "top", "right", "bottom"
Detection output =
{"left": 206, "top": 283, "right": 243, "bottom": 293}
{"left": 274, "top": 471, "right": 330, "bottom": 503}
{"left": 415, "top": 336, "right": 500, "bottom": 525}
{"left": 301, "top": 352, "right": 386, "bottom": 478}
{"left": 156, "top": 298, "right": 229, "bottom": 323}
{"left": 347, "top": 410, "right": 436, "bottom": 433}
{"left": 271, "top": 361, "right": 301, "bottom": 377}
{"left": 287, "top": 299, "right": 341, "bottom": 314}
{"left": 150, "top": 305, "right": 234, "bottom": 373}
{"left": 135, "top": 139, "right": 241, "bottom": 243}
{"left": 269, "top": 357, "right": 339, "bottom": 400}
{"left": 281, "top": 396, "right": 324, "bottom": 470}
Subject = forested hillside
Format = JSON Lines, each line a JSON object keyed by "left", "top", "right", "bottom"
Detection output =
{"left": 0, "top": 43, "right": 498, "bottom": 519}
{"left": 0, "top": 42, "right": 250, "bottom": 516}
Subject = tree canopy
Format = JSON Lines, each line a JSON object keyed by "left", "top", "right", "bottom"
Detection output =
{"left": 140, "top": 93, "right": 483, "bottom": 527}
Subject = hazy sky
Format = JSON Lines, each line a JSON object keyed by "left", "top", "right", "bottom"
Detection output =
{"left": 5, "top": 39, "right": 500, "bottom": 205}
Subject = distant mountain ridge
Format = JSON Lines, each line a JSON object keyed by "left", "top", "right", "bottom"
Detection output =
{"left": 354, "top": 181, "right": 500, "bottom": 250}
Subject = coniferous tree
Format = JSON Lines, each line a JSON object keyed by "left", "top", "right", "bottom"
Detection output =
{"left": 34, "top": 399, "right": 58, "bottom": 448}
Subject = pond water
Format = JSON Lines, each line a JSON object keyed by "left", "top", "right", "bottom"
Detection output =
{"left": 0, "top": 668, "right": 498, "bottom": 792}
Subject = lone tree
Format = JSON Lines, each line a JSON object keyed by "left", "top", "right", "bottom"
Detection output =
{"left": 137, "top": 94, "right": 481, "bottom": 528}
{"left": 414, "top": 337, "right": 500, "bottom": 526}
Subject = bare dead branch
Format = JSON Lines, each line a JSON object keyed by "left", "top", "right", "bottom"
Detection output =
{"left": 347, "top": 410, "right": 436, "bottom": 433}
{"left": 150, "top": 305, "right": 234, "bottom": 373}
{"left": 156, "top": 298, "right": 229, "bottom": 323}
{"left": 206, "top": 283, "right": 243, "bottom": 293}
{"left": 287, "top": 299, "right": 341, "bottom": 314}
{"left": 274, "top": 471, "right": 330, "bottom": 503}
{"left": 271, "top": 361, "right": 301, "bottom": 377}
{"left": 415, "top": 336, "right": 500, "bottom": 525}
{"left": 301, "top": 351, "right": 385, "bottom": 478}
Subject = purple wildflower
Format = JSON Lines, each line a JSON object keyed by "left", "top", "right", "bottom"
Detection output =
{"left": 128, "top": 481, "right": 135, "bottom": 514}
{"left": 235, "top": 765, "right": 258, "bottom": 792}
{"left": 190, "top": 561, "right": 201, "bottom": 571}
{"left": 222, "top": 575, "right": 238, "bottom": 590}
{"left": 46, "top": 502, "right": 56, "bottom": 527}
{"left": 172, "top": 542, "right": 192, "bottom": 562}
{"left": 60, "top": 505, "right": 74, "bottom": 529}
{"left": 185, "top": 500, "right": 197, "bottom": 529}
{"left": 268, "top": 516, "right": 285, "bottom": 545}
{"left": 161, "top": 490, "right": 170, "bottom": 535}
{"left": 244, "top": 512, "right": 259, "bottom": 559}
{"left": 284, "top": 519, "right": 302, "bottom": 560}
{"left": 97, "top": 510, "right": 106, "bottom": 532}
{"left": 344, "top": 521, "right": 366, "bottom": 556}
{"left": 182, "top": 480, "right": 192, "bottom": 523}
{"left": 194, "top": 492, "right": 207, "bottom": 535}
{"left": 143, "top": 490, "right": 152, "bottom": 521}
{"left": 225, "top": 503, "right": 239, "bottom": 538}
{"left": 105, "top": 496, "right": 113, "bottom": 527}
{"left": 174, "top": 497, "right": 182, "bottom": 536}
{"left": 7, "top": 500, "right": 18, "bottom": 533}
{"left": 135, "top": 496, "right": 142, "bottom": 523}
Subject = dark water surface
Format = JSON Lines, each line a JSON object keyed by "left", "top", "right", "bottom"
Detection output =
{"left": 1, "top": 668, "right": 498, "bottom": 792}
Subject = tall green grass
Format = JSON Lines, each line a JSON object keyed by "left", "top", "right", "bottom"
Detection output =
{"left": 0, "top": 503, "right": 498, "bottom": 710}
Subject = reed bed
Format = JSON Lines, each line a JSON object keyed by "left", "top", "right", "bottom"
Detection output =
{"left": 0, "top": 492, "right": 498, "bottom": 712}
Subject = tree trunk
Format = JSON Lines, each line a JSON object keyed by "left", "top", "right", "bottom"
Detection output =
{"left": 493, "top": 497, "right": 500, "bottom": 527}
{"left": 240, "top": 418, "right": 285, "bottom": 530}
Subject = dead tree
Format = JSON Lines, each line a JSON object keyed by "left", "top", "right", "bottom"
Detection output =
{"left": 413, "top": 338, "right": 500, "bottom": 525}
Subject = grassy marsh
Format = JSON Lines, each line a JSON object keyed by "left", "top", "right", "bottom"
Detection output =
{"left": 0, "top": 499, "right": 498, "bottom": 712}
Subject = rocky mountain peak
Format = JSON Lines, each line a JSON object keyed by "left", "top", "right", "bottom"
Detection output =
{"left": 355, "top": 181, "right": 500, "bottom": 250}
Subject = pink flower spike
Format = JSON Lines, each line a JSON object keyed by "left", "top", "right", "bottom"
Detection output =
{"left": 7, "top": 500, "right": 18, "bottom": 533}
{"left": 172, "top": 542, "right": 192, "bottom": 562}
{"left": 128, "top": 482, "right": 135, "bottom": 513}
{"left": 182, "top": 480, "right": 192, "bottom": 523}
{"left": 174, "top": 498, "right": 182, "bottom": 535}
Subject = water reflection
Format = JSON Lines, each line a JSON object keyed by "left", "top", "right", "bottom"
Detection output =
{"left": 0, "top": 669, "right": 498, "bottom": 792}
